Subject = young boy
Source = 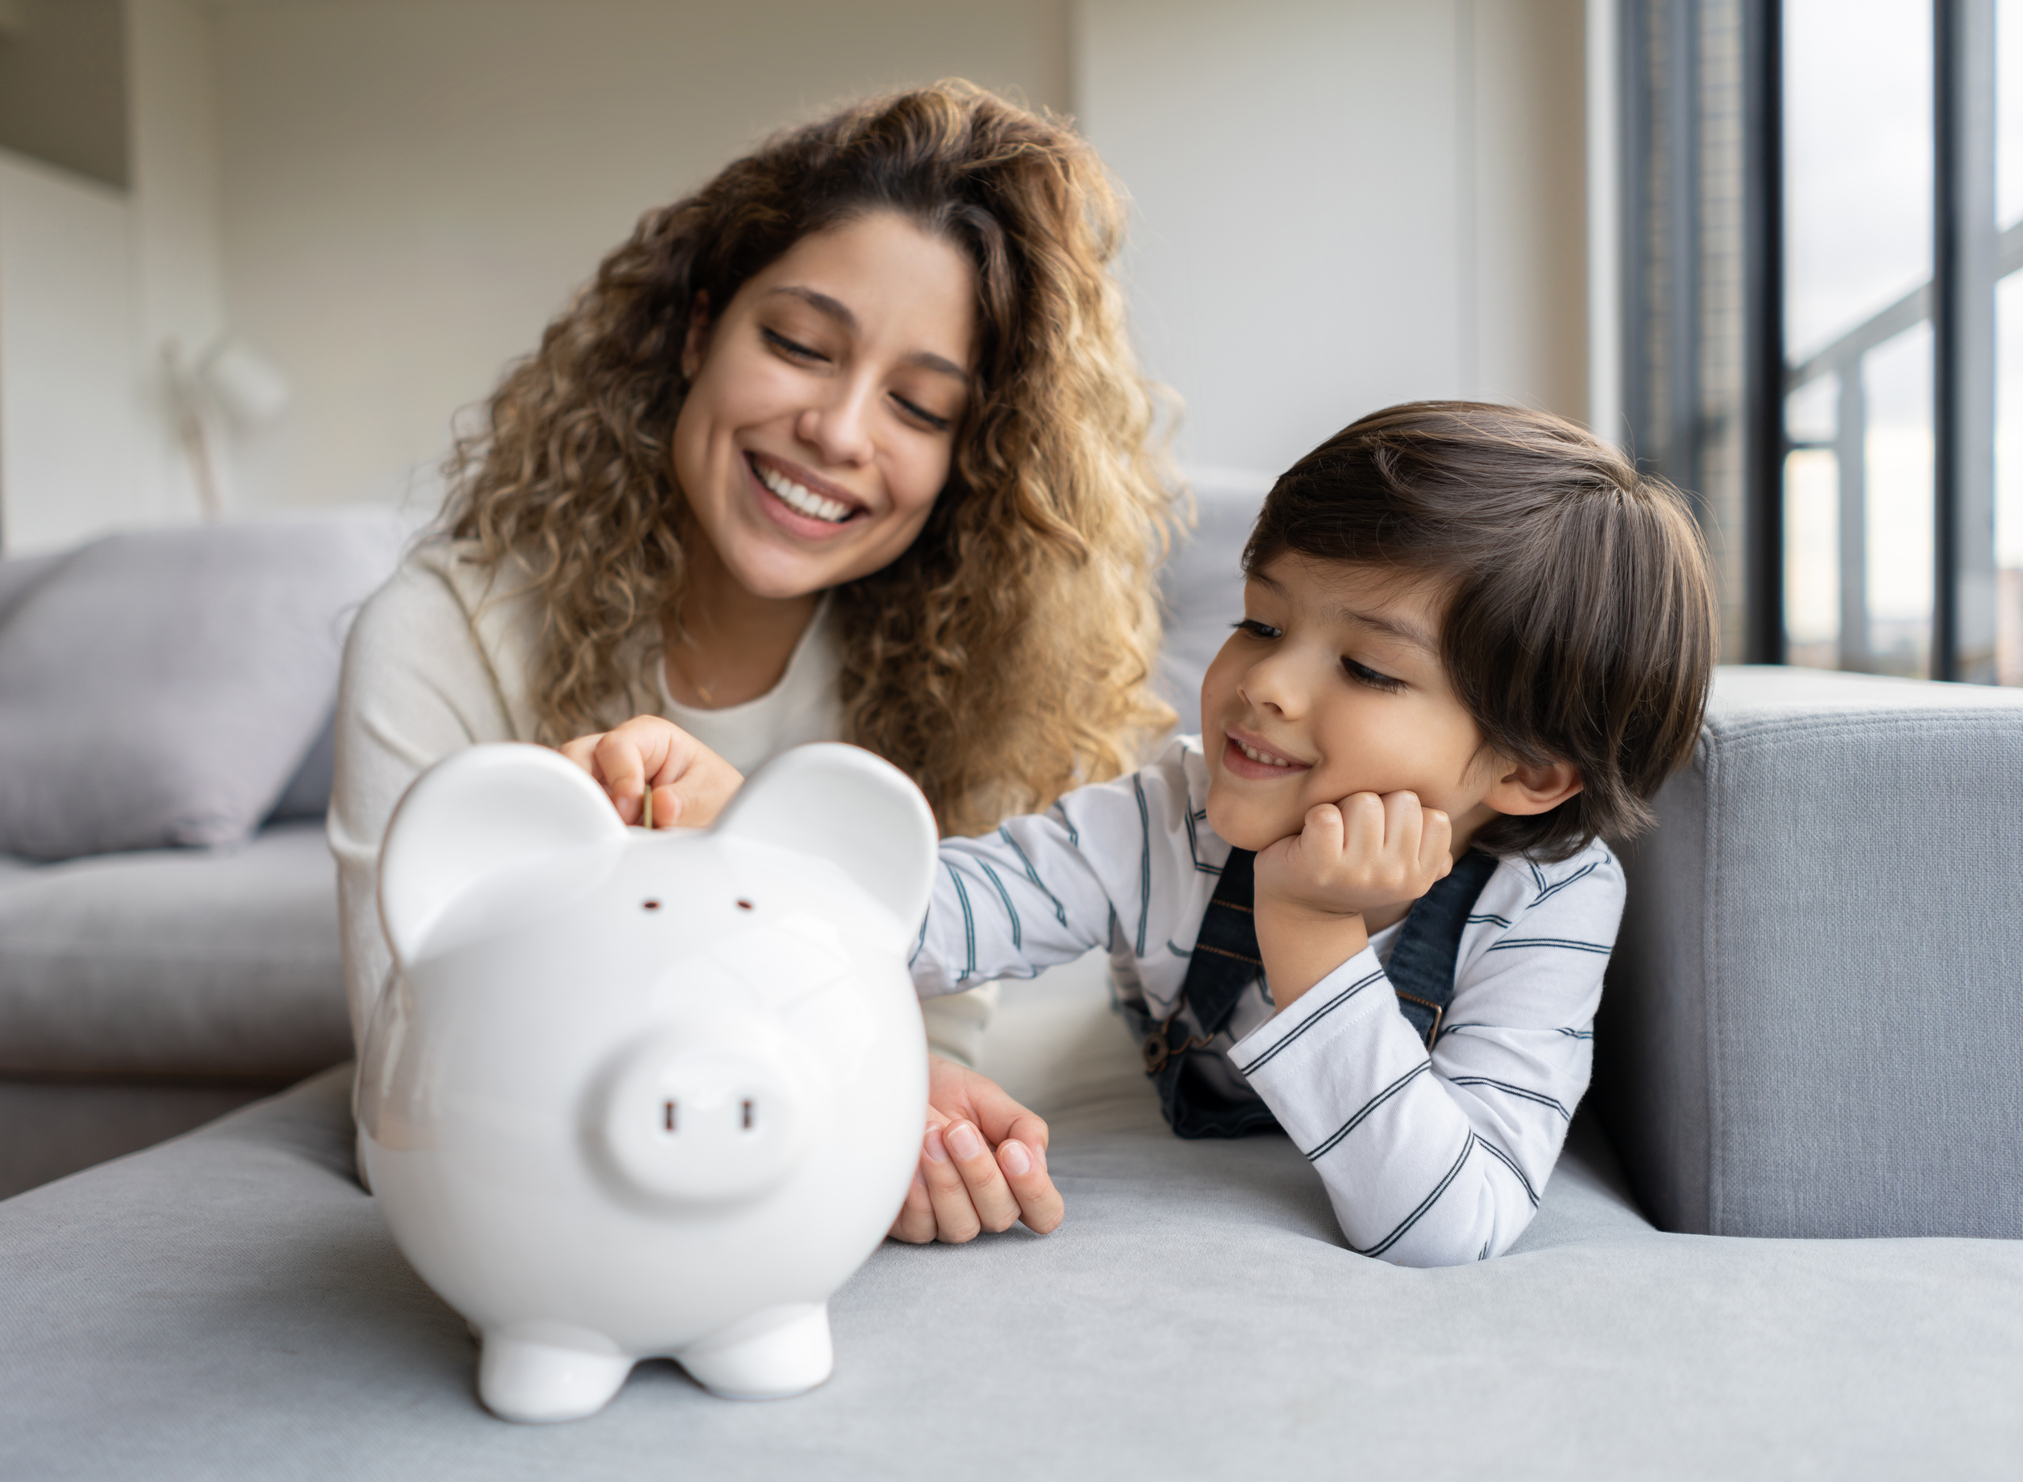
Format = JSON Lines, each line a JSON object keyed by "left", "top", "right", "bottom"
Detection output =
{"left": 571, "top": 402, "right": 1715, "bottom": 1267}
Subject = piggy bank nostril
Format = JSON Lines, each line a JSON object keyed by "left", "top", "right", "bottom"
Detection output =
{"left": 736, "top": 899, "right": 754, "bottom": 912}
{"left": 662, "top": 1100, "right": 677, "bottom": 1132}
{"left": 742, "top": 1099, "right": 755, "bottom": 1131}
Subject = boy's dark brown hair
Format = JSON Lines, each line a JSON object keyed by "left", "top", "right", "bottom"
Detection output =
{"left": 1243, "top": 401, "right": 1716, "bottom": 861}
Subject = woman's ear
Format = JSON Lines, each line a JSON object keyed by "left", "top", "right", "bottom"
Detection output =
{"left": 680, "top": 291, "right": 712, "bottom": 380}
{"left": 1482, "top": 756, "right": 1584, "bottom": 817}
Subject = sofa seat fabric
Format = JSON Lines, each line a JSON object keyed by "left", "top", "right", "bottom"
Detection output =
{"left": 4, "top": 960, "right": 2019, "bottom": 1482}
{"left": 1602, "top": 665, "right": 2023, "bottom": 1241}
{"left": 0, "top": 821, "right": 350, "bottom": 1079}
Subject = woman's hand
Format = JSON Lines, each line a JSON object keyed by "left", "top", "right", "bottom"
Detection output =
{"left": 557, "top": 715, "right": 745, "bottom": 829}
{"left": 889, "top": 1055, "right": 1064, "bottom": 1244}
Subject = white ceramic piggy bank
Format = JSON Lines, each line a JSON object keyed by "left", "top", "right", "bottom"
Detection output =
{"left": 355, "top": 741, "right": 934, "bottom": 1423}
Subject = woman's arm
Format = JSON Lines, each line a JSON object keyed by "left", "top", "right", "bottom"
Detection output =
{"left": 330, "top": 557, "right": 521, "bottom": 1052}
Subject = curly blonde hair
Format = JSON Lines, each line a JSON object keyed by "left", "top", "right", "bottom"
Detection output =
{"left": 443, "top": 81, "right": 1176, "bottom": 836}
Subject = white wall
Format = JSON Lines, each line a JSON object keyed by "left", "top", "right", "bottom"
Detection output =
{"left": 0, "top": 150, "right": 150, "bottom": 552}
{"left": 128, "top": 0, "right": 225, "bottom": 521}
{"left": 0, "top": 0, "right": 1594, "bottom": 543}
{"left": 1077, "top": 0, "right": 1587, "bottom": 476}
{"left": 209, "top": 0, "right": 1073, "bottom": 512}
{"left": 0, "top": 0, "right": 224, "bottom": 553}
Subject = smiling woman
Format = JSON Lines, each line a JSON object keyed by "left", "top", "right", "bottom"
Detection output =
{"left": 329, "top": 81, "right": 1174, "bottom": 1245}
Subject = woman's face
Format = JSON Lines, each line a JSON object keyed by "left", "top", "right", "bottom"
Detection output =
{"left": 673, "top": 210, "right": 978, "bottom": 601}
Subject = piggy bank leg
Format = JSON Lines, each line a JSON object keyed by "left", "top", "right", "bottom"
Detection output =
{"left": 478, "top": 1329, "right": 634, "bottom": 1423}
{"left": 677, "top": 1301, "right": 833, "bottom": 1400}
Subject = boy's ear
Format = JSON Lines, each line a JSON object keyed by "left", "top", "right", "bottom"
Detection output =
{"left": 712, "top": 743, "right": 938, "bottom": 928}
{"left": 1482, "top": 757, "right": 1584, "bottom": 817}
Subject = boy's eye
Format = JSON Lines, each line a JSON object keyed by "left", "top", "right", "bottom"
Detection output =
{"left": 1343, "top": 657, "right": 1405, "bottom": 693}
{"left": 1233, "top": 618, "right": 1282, "bottom": 640}
{"left": 762, "top": 328, "right": 826, "bottom": 362}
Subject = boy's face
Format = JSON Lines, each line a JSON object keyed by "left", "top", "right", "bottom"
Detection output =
{"left": 1201, "top": 555, "right": 1509, "bottom": 855}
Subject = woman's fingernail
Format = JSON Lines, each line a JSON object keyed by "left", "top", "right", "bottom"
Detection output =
{"left": 924, "top": 1126, "right": 950, "bottom": 1163}
{"left": 999, "top": 1139, "right": 1031, "bottom": 1177}
{"left": 946, "top": 1122, "right": 983, "bottom": 1161}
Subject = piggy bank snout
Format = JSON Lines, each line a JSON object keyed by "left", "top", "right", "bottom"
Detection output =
{"left": 599, "top": 1022, "right": 816, "bottom": 1205}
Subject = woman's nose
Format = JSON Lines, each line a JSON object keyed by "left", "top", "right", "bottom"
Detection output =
{"left": 795, "top": 382, "right": 876, "bottom": 467}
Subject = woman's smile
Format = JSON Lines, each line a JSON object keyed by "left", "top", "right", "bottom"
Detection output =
{"left": 746, "top": 452, "right": 868, "bottom": 534}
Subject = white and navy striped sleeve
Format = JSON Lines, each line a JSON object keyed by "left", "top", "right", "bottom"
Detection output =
{"left": 1230, "top": 839, "right": 1622, "bottom": 1267}
{"left": 910, "top": 740, "right": 1219, "bottom": 1000}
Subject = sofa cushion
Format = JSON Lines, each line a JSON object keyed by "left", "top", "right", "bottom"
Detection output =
{"left": 0, "top": 517, "right": 403, "bottom": 861}
{"left": 1598, "top": 664, "right": 2023, "bottom": 1239}
{"left": 0, "top": 821, "right": 351, "bottom": 1079}
{"left": 3, "top": 976, "right": 2020, "bottom": 1478}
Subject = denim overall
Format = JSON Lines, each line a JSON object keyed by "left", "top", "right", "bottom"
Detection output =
{"left": 1135, "top": 848, "right": 1500, "bottom": 1139}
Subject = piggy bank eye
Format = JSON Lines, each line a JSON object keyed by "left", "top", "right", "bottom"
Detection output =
{"left": 641, "top": 899, "right": 662, "bottom": 913}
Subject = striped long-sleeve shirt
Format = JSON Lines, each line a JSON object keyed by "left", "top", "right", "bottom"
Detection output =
{"left": 911, "top": 736, "right": 1624, "bottom": 1268}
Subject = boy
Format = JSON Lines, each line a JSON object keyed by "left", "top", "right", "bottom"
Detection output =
{"left": 569, "top": 402, "right": 1715, "bottom": 1267}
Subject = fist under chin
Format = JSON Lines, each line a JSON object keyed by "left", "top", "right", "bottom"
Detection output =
{"left": 1205, "top": 791, "right": 1309, "bottom": 854}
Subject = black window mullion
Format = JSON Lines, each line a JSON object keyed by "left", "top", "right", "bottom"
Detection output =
{"left": 1932, "top": 0, "right": 1999, "bottom": 683}
{"left": 1742, "top": 0, "right": 1784, "bottom": 663}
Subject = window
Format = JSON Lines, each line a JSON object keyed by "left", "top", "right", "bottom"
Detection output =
{"left": 1620, "top": 0, "right": 2007, "bottom": 683}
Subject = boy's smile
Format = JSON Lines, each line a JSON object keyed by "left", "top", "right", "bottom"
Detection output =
{"left": 1201, "top": 555, "right": 1513, "bottom": 860}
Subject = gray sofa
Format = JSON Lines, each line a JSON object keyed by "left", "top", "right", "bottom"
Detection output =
{"left": 3, "top": 492, "right": 2020, "bottom": 1477}
{"left": 0, "top": 517, "right": 405, "bottom": 1197}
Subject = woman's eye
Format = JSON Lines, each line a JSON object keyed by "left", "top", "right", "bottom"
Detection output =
{"left": 1343, "top": 658, "right": 1405, "bottom": 693}
{"left": 762, "top": 328, "right": 825, "bottom": 362}
{"left": 1233, "top": 619, "right": 1282, "bottom": 640}
{"left": 891, "top": 394, "right": 952, "bottom": 433}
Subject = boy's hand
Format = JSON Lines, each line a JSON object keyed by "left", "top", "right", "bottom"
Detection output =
{"left": 1252, "top": 791, "right": 1453, "bottom": 1008}
{"left": 557, "top": 715, "right": 744, "bottom": 829}
{"left": 889, "top": 1055, "right": 1063, "bottom": 1244}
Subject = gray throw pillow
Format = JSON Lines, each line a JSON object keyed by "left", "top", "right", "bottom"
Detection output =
{"left": 0, "top": 518, "right": 403, "bottom": 860}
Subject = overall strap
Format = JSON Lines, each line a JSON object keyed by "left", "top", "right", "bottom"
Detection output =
{"left": 1382, "top": 849, "right": 1501, "bottom": 1046}
{"left": 1141, "top": 847, "right": 1502, "bottom": 1140}
{"left": 1140, "top": 848, "right": 1279, "bottom": 1140}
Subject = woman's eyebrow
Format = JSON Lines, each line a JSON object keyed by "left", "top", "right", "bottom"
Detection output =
{"left": 765, "top": 286, "right": 970, "bottom": 382}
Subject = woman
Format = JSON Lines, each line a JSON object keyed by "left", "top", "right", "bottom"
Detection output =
{"left": 332, "top": 81, "right": 1174, "bottom": 1243}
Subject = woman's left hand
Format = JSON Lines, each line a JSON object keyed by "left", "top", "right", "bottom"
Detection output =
{"left": 890, "top": 1056, "right": 1064, "bottom": 1243}
{"left": 558, "top": 715, "right": 745, "bottom": 829}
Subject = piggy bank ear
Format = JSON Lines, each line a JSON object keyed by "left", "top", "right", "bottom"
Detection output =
{"left": 714, "top": 743, "right": 937, "bottom": 927}
{"left": 378, "top": 743, "right": 626, "bottom": 966}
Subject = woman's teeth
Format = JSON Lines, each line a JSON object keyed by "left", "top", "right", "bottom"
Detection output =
{"left": 1236, "top": 739, "right": 1297, "bottom": 768}
{"left": 757, "top": 463, "right": 853, "bottom": 523}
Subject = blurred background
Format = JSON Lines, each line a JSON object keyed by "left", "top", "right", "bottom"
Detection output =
{"left": 2, "top": 0, "right": 2017, "bottom": 686}
{"left": 0, "top": 1, "right": 1589, "bottom": 541}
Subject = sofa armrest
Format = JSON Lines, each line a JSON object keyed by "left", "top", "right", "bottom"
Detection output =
{"left": 1596, "top": 664, "right": 2023, "bottom": 1238}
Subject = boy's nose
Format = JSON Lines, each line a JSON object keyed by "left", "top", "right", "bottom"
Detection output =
{"left": 1238, "top": 663, "right": 1302, "bottom": 720}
